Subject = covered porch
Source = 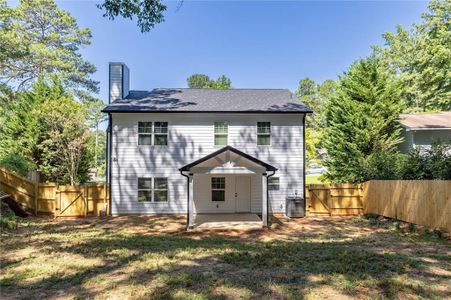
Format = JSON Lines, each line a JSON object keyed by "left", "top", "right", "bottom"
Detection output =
{"left": 193, "top": 213, "right": 262, "bottom": 230}
{"left": 179, "top": 146, "right": 277, "bottom": 229}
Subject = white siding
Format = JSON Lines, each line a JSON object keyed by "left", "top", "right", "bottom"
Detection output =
{"left": 122, "top": 65, "right": 130, "bottom": 98}
{"left": 109, "top": 64, "right": 122, "bottom": 102}
{"left": 109, "top": 63, "right": 130, "bottom": 101}
{"left": 110, "top": 113, "right": 305, "bottom": 215}
{"left": 399, "top": 129, "right": 451, "bottom": 153}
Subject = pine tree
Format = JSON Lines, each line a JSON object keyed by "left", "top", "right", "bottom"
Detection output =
{"left": 322, "top": 56, "right": 405, "bottom": 183}
{"left": 0, "top": 0, "right": 98, "bottom": 94}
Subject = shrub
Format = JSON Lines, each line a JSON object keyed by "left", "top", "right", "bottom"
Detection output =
{"left": 0, "top": 213, "right": 19, "bottom": 230}
{"left": 0, "top": 153, "right": 36, "bottom": 177}
{"left": 361, "top": 151, "right": 406, "bottom": 180}
{"left": 399, "top": 140, "right": 451, "bottom": 180}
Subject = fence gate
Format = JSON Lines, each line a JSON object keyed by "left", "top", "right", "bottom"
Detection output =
{"left": 307, "top": 185, "right": 331, "bottom": 215}
{"left": 56, "top": 185, "right": 87, "bottom": 217}
{"left": 306, "top": 184, "right": 363, "bottom": 216}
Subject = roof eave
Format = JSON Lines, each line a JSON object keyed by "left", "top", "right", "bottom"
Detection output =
{"left": 404, "top": 127, "right": 451, "bottom": 131}
{"left": 102, "top": 109, "right": 313, "bottom": 114}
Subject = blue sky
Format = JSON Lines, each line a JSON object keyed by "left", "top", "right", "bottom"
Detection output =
{"left": 38, "top": 1, "right": 429, "bottom": 102}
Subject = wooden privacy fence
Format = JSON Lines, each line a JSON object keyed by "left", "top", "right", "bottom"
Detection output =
{"left": 0, "top": 167, "right": 109, "bottom": 217}
{"left": 306, "top": 183, "right": 364, "bottom": 216}
{"left": 2, "top": 167, "right": 450, "bottom": 231}
{"left": 363, "top": 180, "right": 451, "bottom": 232}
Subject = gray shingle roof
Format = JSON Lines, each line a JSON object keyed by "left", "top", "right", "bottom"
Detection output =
{"left": 102, "top": 88, "right": 312, "bottom": 113}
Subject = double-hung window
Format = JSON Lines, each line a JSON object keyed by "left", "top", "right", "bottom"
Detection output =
{"left": 154, "top": 122, "right": 168, "bottom": 145}
{"left": 138, "top": 122, "right": 152, "bottom": 145}
{"left": 137, "top": 177, "right": 168, "bottom": 202}
{"left": 211, "top": 177, "right": 225, "bottom": 201}
{"left": 257, "top": 122, "right": 271, "bottom": 145}
{"left": 268, "top": 177, "right": 280, "bottom": 190}
{"left": 138, "top": 178, "right": 152, "bottom": 202}
{"left": 214, "top": 122, "right": 228, "bottom": 146}
{"left": 154, "top": 178, "right": 168, "bottom": 202}
{"left": 138, "top": 122, "right": 168, "bottom": 145}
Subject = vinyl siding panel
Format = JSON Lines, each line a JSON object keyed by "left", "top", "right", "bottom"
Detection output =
{"left": 111, "top": 113, "right": 305, "bottom": 215}
{"left": 109, "top": 64, "right": 122, "bottom": 102}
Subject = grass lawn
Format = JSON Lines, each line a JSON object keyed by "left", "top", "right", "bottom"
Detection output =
{"left": 1, "top": 215, "right": 450, "bottom": 299}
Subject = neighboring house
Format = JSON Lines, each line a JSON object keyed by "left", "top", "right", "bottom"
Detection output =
{"left": 398, "top": 111, "right": 451, "bottom": 153}
{"left": 102, "top": 62, "right": 312, "bottom": 228}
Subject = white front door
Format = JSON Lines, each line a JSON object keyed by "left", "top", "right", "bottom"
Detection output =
{"left": 235, "top": 176, "right": 251, "bottom": 212}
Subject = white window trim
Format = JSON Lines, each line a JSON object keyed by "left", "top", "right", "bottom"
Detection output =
{"left": 138, "top": 122, "right": 152, "bottom": 146}
{"left": 137, "top": 177, "right": 152, "bottom": 202}
{"left": 153, "top": 122, "right": 169, "bottom": 146}
{"left": 137, "top": 177, "right": 169, "bottom": 203}
{"left": 214, "top": 121, "right": 228, "bottom": 146}
{"left": 211, "top": 177, "right": 226, "bottom": 202}
{"left": 138, "top": 122, "right": 169, "bottom": 146}
{"left": 268, "top": 177, "right": 280, "bottom": 191}
{"left": 257, "top": 122, "right": 271, "bottom": 146}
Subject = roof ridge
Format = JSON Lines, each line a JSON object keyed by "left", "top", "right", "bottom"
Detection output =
{"left": 152, "top": 88, "right": 290, "bottom": 91}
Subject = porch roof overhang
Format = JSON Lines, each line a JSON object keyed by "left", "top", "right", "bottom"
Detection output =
{"left": 179, "top": 146, "right": 278, "bottom": 173}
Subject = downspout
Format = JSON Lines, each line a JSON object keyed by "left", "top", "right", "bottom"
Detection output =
{"left": 107, "top": 113, "right": 112, "bottom": 216}
{"left": 266, "top": 170, "right": 277, "bottom": 226}
{"left": 302, "top": 114, "right": 306, "bottom": 214}
{"left": 179, "top": 170, "right": 190, "bottom": 229}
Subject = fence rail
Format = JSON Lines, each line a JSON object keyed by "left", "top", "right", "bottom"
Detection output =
{"left": 0, "top": 167, "right": 109, "bottom": 217}
{"left": 1, "top": 167, "right": 450, "bottom": 231}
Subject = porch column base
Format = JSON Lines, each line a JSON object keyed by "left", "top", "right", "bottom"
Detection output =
{"left": 187, "top": 174, "right": 194, "bottom": 229}
{"left": 262, "top": 174, "right": 268, "bottom": 227}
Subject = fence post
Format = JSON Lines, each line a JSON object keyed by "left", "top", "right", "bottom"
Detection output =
{"left": 84, "top": 185, "right": 88, "bottom": 217}
{"left": 103, "top": 182, "right": 108, "bottom": 216}
{"left": 34, "top": 182, "right": 38, "bottom": 215}
{"left": 54, "top": 185, "right": 59, "bottom": 219}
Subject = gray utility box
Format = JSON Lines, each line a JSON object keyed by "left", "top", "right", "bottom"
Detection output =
{"left": 286, "top": 196, "right": 305, "bottom": 218}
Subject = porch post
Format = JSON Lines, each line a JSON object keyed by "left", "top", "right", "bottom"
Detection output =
{"left": 188, "top": 174, "right": 194, "bottom": 229}
{"left": 262, "top": 173, "right": 268, "bottom": 227}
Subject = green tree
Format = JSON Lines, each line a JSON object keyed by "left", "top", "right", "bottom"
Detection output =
{"left": 83, "top": 98, "right": 107, "bottom": 170}
{"left": 295, "top": 78, "right": 337, "bottom": 164}
{"left": 376, "top": 0, "right": 450, "bottom": 111}
{"left": 295, "top": 78, "right": 337, "bottom": 128}
{"left": 187, "top": 74, "right": 212, "bottom": 88}
{"left": 0, "top": 77, "right": 93, "bottom": 184}
{"left": 295, "top": 77, "right": 316, "bottom": 99}
{"left": 0, "top": 0, "right": 98, "bottom": 95}
{"left": 211, "top": 75, "right": 232, "bottom": 89}
{"left": 37, "top": 93, "right": 93, "bottom": 184}
{"left": 187, "top": 74, "right": 232, "bottom": 89}
{"left": 322, "top": 56, "right": 405, "bottom": 183}
{"left": 98, "top": 0, "right": 167, "bottom": 33}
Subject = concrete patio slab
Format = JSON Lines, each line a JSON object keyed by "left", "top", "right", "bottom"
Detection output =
{"left": 193, "top": 213, "right": 262, "bottom": 230}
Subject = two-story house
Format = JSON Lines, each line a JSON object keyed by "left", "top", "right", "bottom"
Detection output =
{"left": 102, "top": 62, "right": 312, "bottom": 228}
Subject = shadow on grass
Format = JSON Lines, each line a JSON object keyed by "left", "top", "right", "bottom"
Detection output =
{"left": 2, "top": 219, "right": 449, "bottom": 299}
